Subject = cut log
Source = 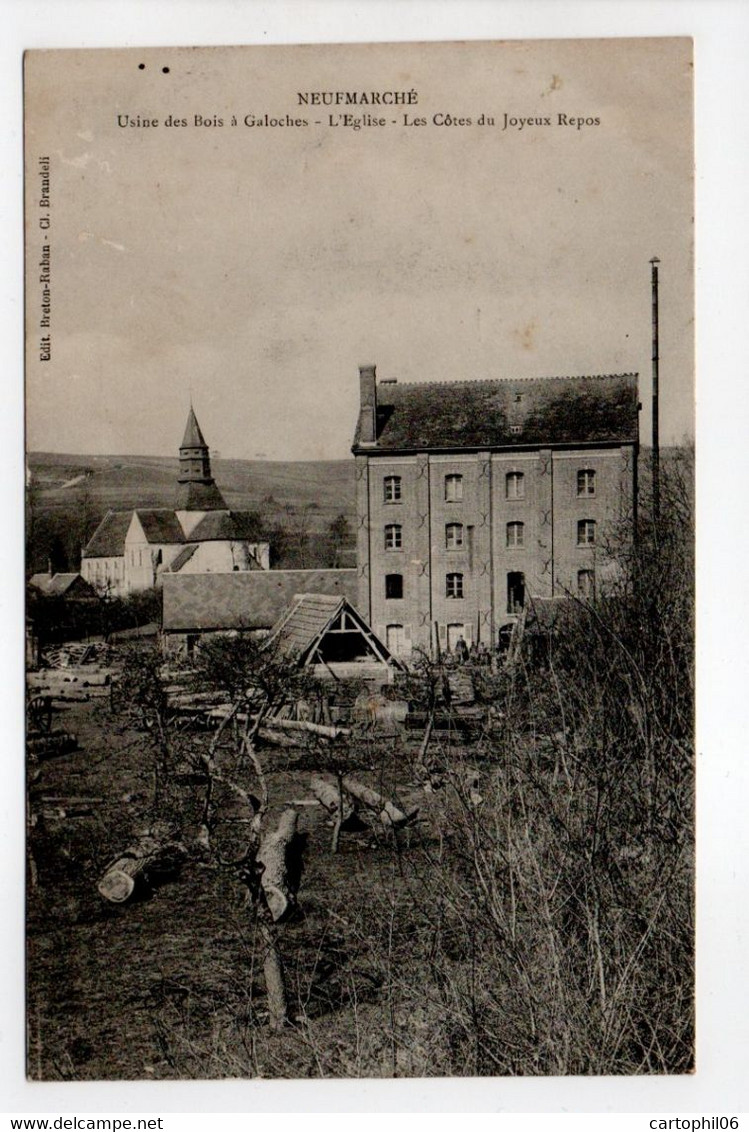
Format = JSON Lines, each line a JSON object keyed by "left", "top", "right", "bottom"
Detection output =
{"left": 309, "top": 776, "right": 355, "bottom": 823}
{"left": 257, "top": 726, "right": 299, "bottom": 748}
{"left": 206, "top": 708, "right": 348, "bottom": 740}
{"left": 97, "top": 837, "right": 188, "bottom": 904}
{"left": 97, "top": 854, "right": 148, "bottom": 903}
{"left": 342, "top": 776, "right": 418, "bottom": 828}
{"left": 267, "top": 718, "right": 349, "bottom": 739}
{"left": 256, "top": 808, "right": 299, "bottom": 923}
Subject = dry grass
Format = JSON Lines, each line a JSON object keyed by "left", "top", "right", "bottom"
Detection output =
{"left": 27, "top": 450, "right": 694, "bottom": 1079}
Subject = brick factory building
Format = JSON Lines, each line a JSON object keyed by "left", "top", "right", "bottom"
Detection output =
{"left": 352, "top": 365, "right": 639, "bottom": 659}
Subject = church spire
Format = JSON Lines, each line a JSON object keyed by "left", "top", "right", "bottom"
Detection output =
{"left": 176, "top": 406, "right": 227, "bottom": 512}
{"left": 181, "top": 405, "right": 207, "bottom": 450}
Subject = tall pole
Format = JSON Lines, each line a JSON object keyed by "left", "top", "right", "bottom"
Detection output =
{"left": 650, "top": 256, "right": 661, "bottom": 523}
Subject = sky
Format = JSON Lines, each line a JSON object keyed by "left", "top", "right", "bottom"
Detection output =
{"left": 25, "top": 38, "right": 693, "bottom": 460}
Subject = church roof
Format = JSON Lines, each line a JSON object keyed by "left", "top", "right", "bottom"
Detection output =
{"left": 165, "top": 544, "right": 199, "bottom": 573}
{"left": 82, "top": 510, "right": 133, "bottom": 558}
{"left": 187, "top": 511, "right": 263, "bottom": 542}
{"left": 175, "top": 480, "right": 228, "bottom": 512}
{"left": 353, "top": 373, "right": 639, "bottom": 452}
{"left": 133, "top": 509, "right": 186, "bottom": 545}
{"left": 162, "top": 569, "right": 357, "bottom": 632}
{"left": 181, "top": 406, "right": 207, "bottom": 449}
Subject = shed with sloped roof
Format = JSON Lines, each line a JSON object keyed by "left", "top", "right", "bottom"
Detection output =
{"left": 267, "top": 592, "right": 400, "bottom": 680}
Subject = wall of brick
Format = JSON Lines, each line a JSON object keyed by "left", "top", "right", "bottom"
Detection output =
{"left": 358, "top": 442, "right": 637, "bottom": 656}
{"left": 551, "top": 447, "right": 635, "bottom": 597}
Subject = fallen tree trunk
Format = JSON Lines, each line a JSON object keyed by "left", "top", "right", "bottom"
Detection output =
{"left": 206, "top": 708, "right": 348, "bottom": 740}
{"left": 257, "top": 726, "right": 298, "bottom": 748}
{"left": 309, "top": 776, "right": 355, "bottom": 823}
{"left": 255, "top": 808, "right": 299, "bottom": 922}
{"left": 267, "top": 718, "right": 349, "bottom": 740}
{"left": 98, "top": 836, "right": 187, "bottom": 904}
{"left": 342, "top": 777, "right": 418, "bottom": 828}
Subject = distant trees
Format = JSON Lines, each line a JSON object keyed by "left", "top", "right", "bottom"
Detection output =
{"left": 258, "top": 495, "right": 353, "bottom": 569}
{"left": 327, "top": 513, "right": 351, "bottom": 568}
{"left": 26, "top": 474, "right": 100, "bottom": 575}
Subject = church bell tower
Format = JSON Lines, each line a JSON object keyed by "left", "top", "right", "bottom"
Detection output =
{"left": 175, "top": 406, "right": 228, "bottom": 527}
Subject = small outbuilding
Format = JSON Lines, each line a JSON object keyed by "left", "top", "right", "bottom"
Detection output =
{"left": 161, "top": 568, "right": 358, "bottom": 655}
{"left": 267, "top": 593, "right": 402, "bottom": 682}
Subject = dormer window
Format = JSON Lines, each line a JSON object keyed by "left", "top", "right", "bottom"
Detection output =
{"left": 384, "top": 475, "right": 402, "bottom": 503}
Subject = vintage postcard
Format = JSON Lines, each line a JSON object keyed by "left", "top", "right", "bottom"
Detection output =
{"left": 24, "top": 38, "right": 694, "bottom": 1081}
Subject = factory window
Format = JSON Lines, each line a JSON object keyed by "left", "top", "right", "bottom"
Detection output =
{"left": 577, "top": 469, "right": 596, "bottom": 496}
{"left": 506, "top": 471, "right": 525, "bottom": 500}
{"left": 384, "top": 475, "right": 402, "bottom": 503}
{"left": 507, "top": 571, "right": 525, "bottom": 614}
{"left": 384, "top": 524, "right": 403, "bottom": 551}
{"left": 577, "top": 569, "right": 595, "bottom": 598}
{"left": 385, "top": 573, "right": 403, "bottom": 599}
{"left": 446, "top": 572, "right": 464, "bottom": 599}
{"left": 506, "top": 521, "right": 524, "bottom": 548}
{"left": 445, "top": 474, "right": 463, "bottom": 502}
{"left": 386, "top": 624, "right": 406, "bottom": 654}
{"left": 577, "top": 519, "right": 596, "bottom": 546}
{"left": 445, "top": 522, "right": 464, "bottom": 550}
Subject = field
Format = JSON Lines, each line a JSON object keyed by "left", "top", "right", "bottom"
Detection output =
{"left": 29, "top": 452, "right": 355, "bottom": 519}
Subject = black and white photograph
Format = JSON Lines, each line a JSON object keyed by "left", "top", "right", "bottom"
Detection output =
{"left": 23, "top": 36, "right": 695, "bottom": 1086}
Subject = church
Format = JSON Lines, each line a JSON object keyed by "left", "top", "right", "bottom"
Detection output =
{"left": 81, "top": 408, "right": 270, "bottom": 597}
{"left": 352, "top": 364, "right": 639, "bottom": 659}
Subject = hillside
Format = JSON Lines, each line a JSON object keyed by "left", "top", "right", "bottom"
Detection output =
{"left": 27, "top": 453, "right": 356, "bottom": 573}
{"left": 29, "top": 452, "right": 355, "bottom": 520}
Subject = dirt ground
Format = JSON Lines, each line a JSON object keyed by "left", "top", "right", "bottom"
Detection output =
{"left": 26, "top": 695, "right": 441, "bottom": 1080}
